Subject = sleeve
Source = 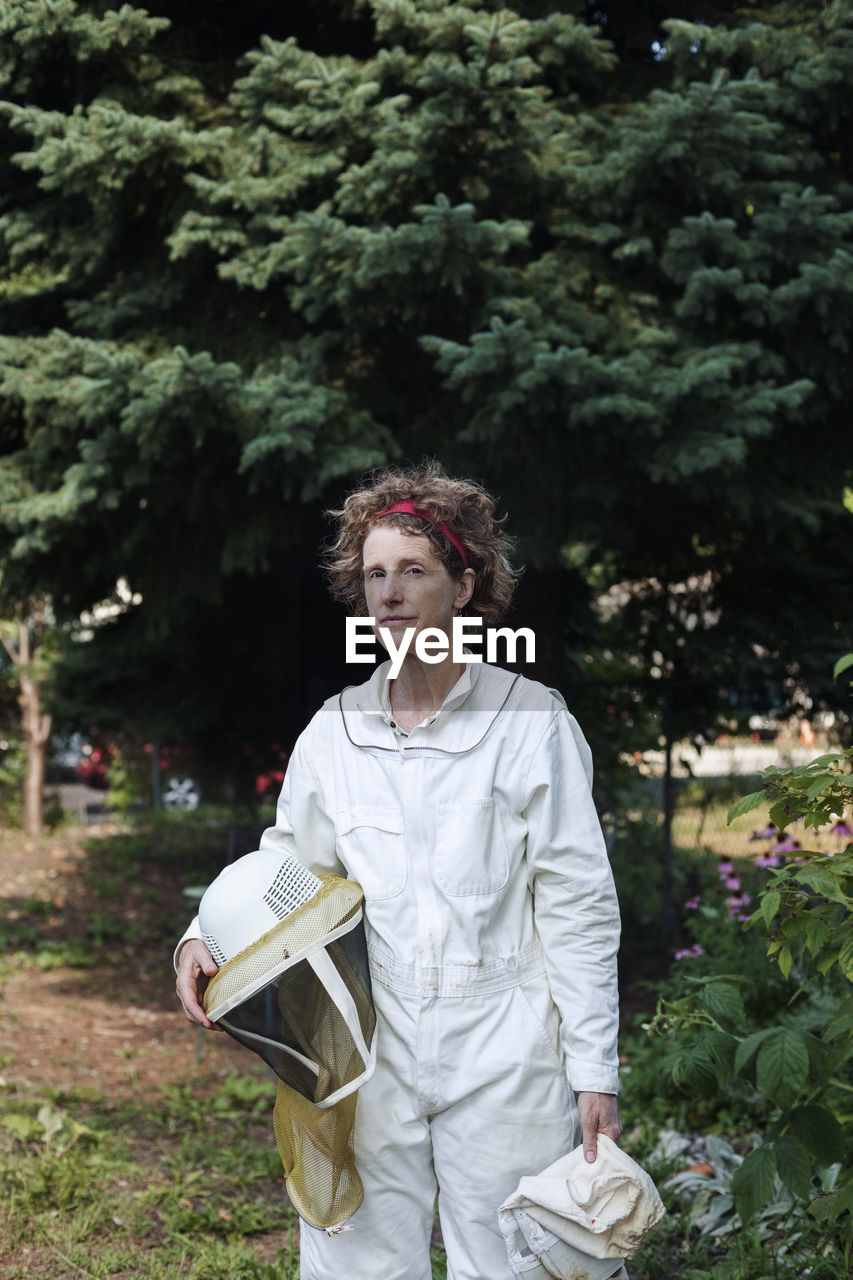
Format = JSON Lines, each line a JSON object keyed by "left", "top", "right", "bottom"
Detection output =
{"left": 173, "top": 722, "right": 343, "bottom": 972}
{"left": 257, "top": 727, "right": 343, "bottom": 878}
{"left": 172, "top": 915, "right": 203, "bottom": 973}
{"left": 523, "top": 707, "right": 621, "bottom": 1095}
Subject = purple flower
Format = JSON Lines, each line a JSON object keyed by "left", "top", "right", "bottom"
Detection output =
{"left": 726, "top": 892, "right": 752, "bottom": 916}
{"left": 718, "top": 859, "right": 734, "bottom": 876}
{"left": 755, "top": 852, "right": 782, "bottom": 869}
{"left": 737, "top": 912, "right": 752, "bottom": 922}
{"left": 685, "top": 896, "right": 701, "bottom": 909}
{"left": 831, "top": 820, "right": 852, "bottom": 838}
{"left": 725, "top": 875, "right": 742, "bottom": 891}
{"left": 749, "top": 824, "right": 777, "bottom": 841}
{"left": 674, "top": 944, "right": 705, "bottom": 961}
{"left": 773, "top": 835, "right": 801, "bottom": 854}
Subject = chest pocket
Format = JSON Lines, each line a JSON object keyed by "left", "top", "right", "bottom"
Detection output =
{"left": 336, "top": 804, "right": 406, "bottom": 901}
{"left": 434, "top": 797, "right": 509, "bottom": 897}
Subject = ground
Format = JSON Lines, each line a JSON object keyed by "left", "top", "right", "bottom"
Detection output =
{"left": 0, "top": 817, "right": 450, "bottom": 1279}
{"left": 0, "top": 824, "right": 246, "bottom": 1101}
{"left": 0, "top": 819, "right": 307, "bottom": 1279}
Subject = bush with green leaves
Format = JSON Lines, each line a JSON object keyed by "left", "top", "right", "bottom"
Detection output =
{"left": 666, "top": 1133, "right": 845, "bottom": 1272}
{"left": 637, "top": 659, "right": 853, "bottom": 1272}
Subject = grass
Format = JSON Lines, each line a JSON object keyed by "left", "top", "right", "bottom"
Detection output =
{"left": 1, "top": 1071, "right": 299, "bottom": 1279}
{"left": 0, "top": 1074, "right": 458, "bottom": 1280}
{"left": 0, "top": 1069, "right": 450, "bottom": 1277}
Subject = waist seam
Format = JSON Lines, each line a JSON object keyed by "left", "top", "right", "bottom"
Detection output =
{"left": 367, "top": 938, "right": 546, "bottom": 996}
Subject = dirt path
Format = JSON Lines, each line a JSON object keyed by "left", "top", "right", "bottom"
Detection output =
{"left": 0, "top": 826, "right": 247, "bottom": 1103}
{"left": 0, "top": 965, "right": 247, "bottom": 1102}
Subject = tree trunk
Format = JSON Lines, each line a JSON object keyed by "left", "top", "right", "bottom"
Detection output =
{"left": 15, "top": 622, "right": 51, "bottom": 840}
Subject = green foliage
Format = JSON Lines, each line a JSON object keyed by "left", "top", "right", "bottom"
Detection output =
{"left": 641, "top": 731, "right": 853, "bottom": 1269}
{"left": 0, "top": 0, "right": 851, "bottom": 748}
{"left": 835, "top": 654, "right": 853, "bottom": 683}
{"left": 654, "top": 1133, "right": 846, "bottom": 1279}
{"left": 760, "top": 752, "right": 853, "bottom": 834}
{"left": 104, "top": 742, "right": 149, "bottom": 816}
{"left": 0, "top": 1056, "right": 448, "bottom": 1278}
{"left": 1, "top": 1101, "right": 101, "bottom": 1153}
{"left": 0, "top": 816, "right": 475, "bottom": 1278}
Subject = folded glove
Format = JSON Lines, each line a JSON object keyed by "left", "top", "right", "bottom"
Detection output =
{"left": 497, "top": 1134, "right": 666, "bottom": 1279}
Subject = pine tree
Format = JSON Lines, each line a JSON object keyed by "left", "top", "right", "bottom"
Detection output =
{"left": 0, "top": 0, "right": 851, "bottom": 765}
{"left": 414, "top": 0, "right": 853, "bottom": 714}
{"left": 170, "top": 0, "right": 853, "bottom": 720}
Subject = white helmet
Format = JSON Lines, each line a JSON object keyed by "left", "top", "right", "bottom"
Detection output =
{"left": 198, "top": 850, "right": 377, "bottom": 1230}
{"left": 199, "top": 848, "right": 324, "bottom": 964}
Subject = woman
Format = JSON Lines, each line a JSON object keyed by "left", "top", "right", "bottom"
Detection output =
{"left": 176, "top": 462, "right": 622, "bottom": 1280}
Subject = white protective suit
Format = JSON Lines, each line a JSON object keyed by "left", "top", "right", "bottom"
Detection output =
{"left": 177, "top": 660, "right": 621, "bottom": 1280}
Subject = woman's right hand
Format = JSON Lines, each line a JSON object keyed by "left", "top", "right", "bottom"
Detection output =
{"left": 175, "top": 939, "right": 220, "bottom": 1029}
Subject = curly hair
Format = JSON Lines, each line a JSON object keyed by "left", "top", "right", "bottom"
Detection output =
{"left": 325, "top": 461, "right": 520, "bottom": 626}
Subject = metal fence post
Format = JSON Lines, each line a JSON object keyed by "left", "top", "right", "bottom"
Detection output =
{"left": 661, "top": 684, "right": 674, "bottom": 940}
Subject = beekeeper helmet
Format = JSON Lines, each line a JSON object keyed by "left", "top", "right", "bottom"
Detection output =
{"left": 199, "top": 850, "right": 377, "bottom": 1230}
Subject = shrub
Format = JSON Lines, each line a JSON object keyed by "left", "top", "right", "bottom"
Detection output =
{"left": 634, "top": 658, "right": 853, "bottom": 1273}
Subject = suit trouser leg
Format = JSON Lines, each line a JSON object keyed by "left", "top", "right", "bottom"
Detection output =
{"left": 430, "top": 978, "right": 579, "bottom": 1280}
{"left": 298, "top": 985, "right": 436, "bottom": 1280}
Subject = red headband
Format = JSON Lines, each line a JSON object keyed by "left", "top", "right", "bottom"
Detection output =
{"left": 373, "top": 500, "right": 469, "bottom": 567}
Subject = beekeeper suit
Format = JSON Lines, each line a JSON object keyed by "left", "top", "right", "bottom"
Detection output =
{"left": 176, "top": 659, "right": 621, "bottom": 1280}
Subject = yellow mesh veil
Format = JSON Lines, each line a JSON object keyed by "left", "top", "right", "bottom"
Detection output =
{"left": 273, "top": 1084, "right": 361, "bottom": 1229}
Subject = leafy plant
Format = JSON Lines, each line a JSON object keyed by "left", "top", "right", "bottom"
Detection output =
{"left": 665, "top": 1132, "right": 842, "bottom": 1254}
{"left": 641, "top": 659, "right": 853, "bottom": 1270}
{"left": 1, "top": 1102, "right": 101, "bottom": 1153}
{"left": 104, "top": 744, "right": 149, "bottom": 817}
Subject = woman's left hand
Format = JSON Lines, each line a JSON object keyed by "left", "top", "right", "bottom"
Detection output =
{"left": 577, "top": 1091, "right": 622, "bottom": 1163}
